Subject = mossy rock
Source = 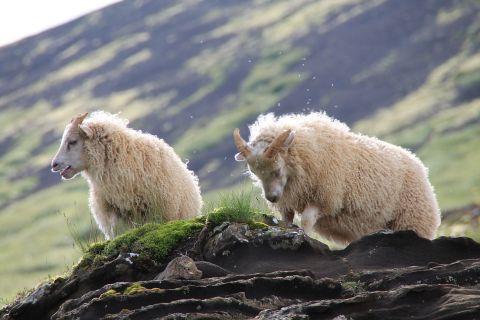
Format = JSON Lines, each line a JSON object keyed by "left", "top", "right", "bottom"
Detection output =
{"left": 123, "top": 283, "right": 146, "bottom": 295}
{"left": 104, "top": 220, "right": 204, "bottom": 261}
{"left": 247, "top": 220, "right": 270, "bottom": 230}
{"left": 99, "top": 289, "right": 119, "bottom": 299}
{"left": 341, "top": 280, "right": 366, "bottom": 294}
{"left": 79, "top": 220, "right": 205, "bottom": 269}
{"left": 78, "top": 201, "right": 274, "bottom": 270}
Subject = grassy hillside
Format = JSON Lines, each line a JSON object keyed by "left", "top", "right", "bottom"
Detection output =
{"left": 354, "top": 14, "right": 480, "bottom": 209}
{"left": 1, "top": 0, "right": 479, "bottom": 304}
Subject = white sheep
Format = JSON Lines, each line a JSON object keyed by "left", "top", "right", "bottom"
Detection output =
{"left": 234, "top": 112, "right": 441, "bottom": 244}
{"left": 51, "top": 111, "right": 203, "bottom": 239}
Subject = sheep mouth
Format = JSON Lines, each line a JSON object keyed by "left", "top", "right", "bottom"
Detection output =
{"left": 60, "top": 165, "right": 73, "bottom": 178}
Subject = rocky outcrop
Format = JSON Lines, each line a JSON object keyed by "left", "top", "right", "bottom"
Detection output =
{"left": 3, "top": 221, "right": 480, "bottom": 319}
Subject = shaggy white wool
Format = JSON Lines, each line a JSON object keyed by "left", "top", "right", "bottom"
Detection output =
{"left": 243, "top": 112, "right": 440, "bottom": 244}
{"left": 78, "top": 111, "right": 202, "bottom": 238}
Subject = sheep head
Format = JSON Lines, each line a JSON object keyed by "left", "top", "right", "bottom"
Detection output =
{"left": 234, "top": 128, "right": 295, "bottom": 203}
{"left": 51, "top": 112, "right": 92, "bottom": 180}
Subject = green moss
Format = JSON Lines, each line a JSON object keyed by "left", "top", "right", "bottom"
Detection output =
{"left": 99, "top": 289, "right": 120, "bottom": 299}
{"left": 342, "top": 280, "right": 365, "bottom": 293}
{"left": 123, "top": 283, "right": 146, "bottom": 295}
{"left": 247, "top": 221, "right": 270, "bottom": 230}
{"left": 122, "top": 283, "right": 164, "bottom": 296}
{"left": 78, "top": 220, "right": 205, "bottom": 269}
{"left": 103, "top": 221, "right": 204, "bottom": 261}
{"left": 87, "top": 242, "right": 108, "bottom": 255}
{"left": 76, "top": 241, "right": 109, "bottom": 269}
{"left": 76, "top": 220, "right": 205, "bottom": 270}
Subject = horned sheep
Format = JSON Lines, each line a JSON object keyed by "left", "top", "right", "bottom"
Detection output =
{"left": 51, "top": 111, "right": 203, "bottom": 239}
{"left": 234, "top": 112, "right": 441, "bottom": 244}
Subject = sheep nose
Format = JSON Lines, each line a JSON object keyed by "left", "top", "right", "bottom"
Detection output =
{"left": 266, "top": 194, "right": 279, "bottom": 203}
{"left": 51, "top": 161, "right": 60, "bottom": 171}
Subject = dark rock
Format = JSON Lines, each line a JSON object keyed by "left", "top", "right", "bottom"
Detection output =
{"left": 257, "top": 284, "right": 480, "bottom": 319}
{"left": 203, "top": 222, "right": 250, "bottom": 260}
{"left": 3, "top": 223, "right": 480, "bottom": 320}
{"left": 2, "top": 251, "right": 157, "bottom": 320}
{"left": 194, "top": 261, "right": 232, "bottom": 278}
{"left": 155, "top": 256, "right": 202, "bottom": 281}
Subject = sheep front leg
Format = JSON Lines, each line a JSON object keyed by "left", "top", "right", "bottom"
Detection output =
{"left": 104, "top": 214, "right": 118, "bottom": 240}
{"left": 301, "top": 205, "right": 319, "bottom": 234}
{"left": 279, "top": 209, "right": 294, "bottom": 227}
{"left": 89, "top": 192, "right": 118, "bottom": 240}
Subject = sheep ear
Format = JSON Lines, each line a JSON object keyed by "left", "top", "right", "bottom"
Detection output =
{"left": 235, "top": 152, "right": 246, "bottom": 161}
{"left": 79, "top": 124, "right": 94, "bottom": 139}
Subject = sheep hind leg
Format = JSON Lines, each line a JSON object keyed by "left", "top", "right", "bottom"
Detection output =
{"left": 390, "top": 176, "right": 441, "bottom": 240}
{"left": 389, "top": 208, "right": 438, "bottom": 240}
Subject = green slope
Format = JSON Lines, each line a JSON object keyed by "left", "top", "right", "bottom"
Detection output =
{"left": 354, "top": 17, "right": 480, "bottom": 209}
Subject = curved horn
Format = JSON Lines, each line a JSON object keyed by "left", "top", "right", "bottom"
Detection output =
{"left": 233, "top": 128, "right": 251, "bottom": 157}
{"left": 71, "top": 112, "right": 89, "bottom": 126}
{"left": 265, "top": 129, "right": 292, "bottom": 158}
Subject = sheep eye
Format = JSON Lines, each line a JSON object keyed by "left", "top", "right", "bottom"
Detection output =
{"left": 67, "top": 140, "right": 77, "bottom": 150}
{"left": 272, "top": 170, "right": 281, "bottom": 178}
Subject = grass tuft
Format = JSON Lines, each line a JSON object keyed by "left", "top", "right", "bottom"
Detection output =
{"left": 64, "top": 206, "right": 104, "bottom": 253}
{"left": 205, "top": 189, "right": 270, "bottom": 225}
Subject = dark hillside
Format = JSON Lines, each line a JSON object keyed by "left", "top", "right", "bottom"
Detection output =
{"left": 0, "top": 0, "right": 476, "bottom": 196}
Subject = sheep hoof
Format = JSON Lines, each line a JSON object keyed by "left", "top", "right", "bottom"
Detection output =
{"left": 278, "top": 220, "right": 293, "bottom": 228}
